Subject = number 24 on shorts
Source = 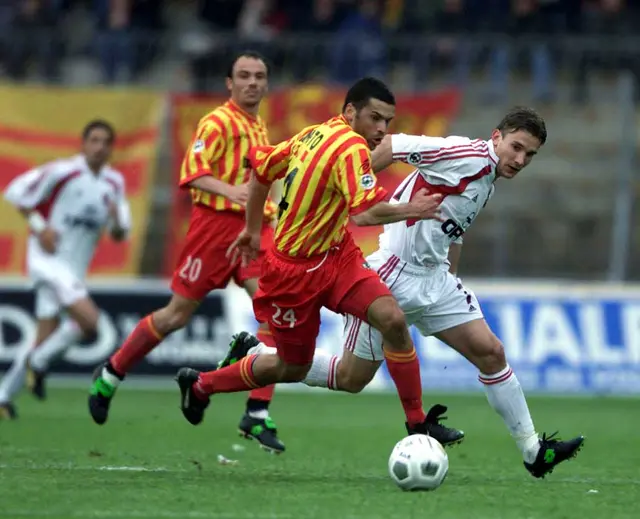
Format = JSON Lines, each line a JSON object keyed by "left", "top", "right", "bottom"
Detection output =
{"left": 271, "top": 303, "right": 297, "bottom": 328}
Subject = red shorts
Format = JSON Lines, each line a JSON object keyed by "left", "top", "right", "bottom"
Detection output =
{"left": 171, "top": 205, "right": 273, "bottom": 300}
{"left": 252, "top": 234, "right": 392, "bottom": 365}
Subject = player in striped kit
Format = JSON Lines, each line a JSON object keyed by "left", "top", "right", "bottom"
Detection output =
{"left": 0, "top": 121, "right": 131, "bottom": 419}
{"left": 174, "top": 77, "right": 464, "bottom": 447}
{"left": 236, "top": 107, "right": 585, "bottom": 477}
{"left": 88, "top": 51, "right": 285, "bottom": 453}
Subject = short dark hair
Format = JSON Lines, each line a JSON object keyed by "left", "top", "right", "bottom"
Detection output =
{"left": 342, "top": 77, "right": 395, "bottom": 112}
{"left": 82, "top": 120, "right": 115, "bottom": 144}
{"left": 226, "top": 50, "right": 269, "bottom": 79}
{"left": 497, "top": 106, "right": 547, "bottom": 145}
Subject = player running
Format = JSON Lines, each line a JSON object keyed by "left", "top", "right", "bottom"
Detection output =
{"left": 0, "top": 120, "right": 130, "bottom": 419}
{"left": 87, "top": 51, "right": 286, "bottom": 453}
{"left": 229, "top": 107, "right": 585, "bottom": 478}
{"left": 174, "top": 77, "right": 464, "bottom": 447}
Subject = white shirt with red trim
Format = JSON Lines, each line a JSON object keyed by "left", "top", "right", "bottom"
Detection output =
{"left": 3, "top": 154, "right": 129, "bottom": 276}
{"left": 378, "top": 135, "right": 498, "bottom": 268}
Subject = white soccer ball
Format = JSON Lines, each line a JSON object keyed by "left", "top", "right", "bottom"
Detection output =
{"left": 388, "top": 434, "right": 449, "bottom": 491}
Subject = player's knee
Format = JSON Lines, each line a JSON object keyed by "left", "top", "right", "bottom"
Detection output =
{"left": 375, "top": 305, "right": 408, "bottom": 348}
{"left": 475, "top": 336, "right": 506, "bottom": 374}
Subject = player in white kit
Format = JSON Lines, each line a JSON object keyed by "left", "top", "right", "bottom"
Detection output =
{"left": 0, "top": 121, "right": 131, "bottom": 419}
{"left": 223, "top": 107, "right": 584, "bottom": 478}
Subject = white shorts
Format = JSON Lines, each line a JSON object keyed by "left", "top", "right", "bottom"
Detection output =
{"left": 343, "top": 251, "right": 484, "bottom": 361}
{"left": 28, "top": 255, "right": 88, "bottom": 319}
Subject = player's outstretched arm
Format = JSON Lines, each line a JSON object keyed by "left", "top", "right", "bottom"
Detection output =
{"left": 351, "top": 188, "right": 444, "bottom": 226}
{"left": 227, "top": 173, "right": 270, "bottom": 267}
{"left": 371, "top": 134, "right": 395, "bottom": 172}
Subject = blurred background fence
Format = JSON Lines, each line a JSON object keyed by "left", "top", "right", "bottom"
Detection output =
{"left": 1, "top": 0, "right": 640, "bottom": 393}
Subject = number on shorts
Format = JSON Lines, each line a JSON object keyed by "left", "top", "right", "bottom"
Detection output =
{"left": 179, "top": 255, "right": 202, "bottom": 282}
{"left": 278, "top": 167, "right": 299, "bottom": 218}
{"left": 271, "top": 303, "right": 297, "bottom": 328}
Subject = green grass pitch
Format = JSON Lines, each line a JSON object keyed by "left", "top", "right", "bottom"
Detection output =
{"left": 0, "top": 384, "right": 638, "bottom": 519}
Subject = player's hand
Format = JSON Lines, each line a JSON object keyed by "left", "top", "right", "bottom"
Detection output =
{"left": 38, "top": 227, "right": 58, "bottom": 254}
{"left": 226, "top": 228, "right": 261, "bottom": 267}
{"left": 410, "top": 188, "right": 445, "bottom": 222}
{"left": 225, "top": 184, "right": 250, "bottom": 206}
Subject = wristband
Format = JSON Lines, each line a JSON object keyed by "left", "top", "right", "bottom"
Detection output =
{"left": 28, "top": 212, "right": 47, "bottom": 234}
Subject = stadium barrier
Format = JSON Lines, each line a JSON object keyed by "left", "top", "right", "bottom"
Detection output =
{"left": 1, "top": 279, "right": 639, "bottom": 395}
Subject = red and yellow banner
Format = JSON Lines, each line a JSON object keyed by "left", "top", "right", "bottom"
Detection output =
{"left": 0, "top": 84, "right": 163, "bottom": 277}
{"left": 167, "top": 86, "right": 461, "bottom": 274}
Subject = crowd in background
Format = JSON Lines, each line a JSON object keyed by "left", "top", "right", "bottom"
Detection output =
{"left": 0, "top": 0, "right": 639, "bottom": 103}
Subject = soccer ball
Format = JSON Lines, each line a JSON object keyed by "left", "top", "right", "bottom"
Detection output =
{"left": 388, "top": 434, "right": 449, "bottom": 491}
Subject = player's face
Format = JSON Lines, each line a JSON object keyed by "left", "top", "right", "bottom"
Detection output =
{"left": 82, "top": 128, "right": 113, "bottom": 170}
{"left": 491, "top": 129, "right": 541, "bottom": 179}
{"left": 348, "top": 99, "right": 395, "bottom": 150}
{"left": 227, "top": 57, "right": 268, "bottom": 109}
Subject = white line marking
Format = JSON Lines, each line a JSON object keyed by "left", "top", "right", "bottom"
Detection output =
{"left": 0, "top": 512, "right": 293, "bottom": 519}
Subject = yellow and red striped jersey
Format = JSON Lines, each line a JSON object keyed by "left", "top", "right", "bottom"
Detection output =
{"left": 248, "top": 115, "right": 387, "bottom": 257}
{"left": 179, "top": 99, "right": 277, "bottom": 219}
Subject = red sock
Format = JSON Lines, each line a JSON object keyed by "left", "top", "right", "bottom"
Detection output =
{"left": 110, "top": 315, "right": 164, "bottom": 375}
{"left": 384, "top": 347, "right": 426, "bottom": 426}
{"left": 194, "top": 355, "right": 260, "bottom": 397}
{"left": 247, "top": 328, "right": 276, "bottom": 402}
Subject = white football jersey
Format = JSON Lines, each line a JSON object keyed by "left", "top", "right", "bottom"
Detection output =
{"left": 3, "top": 154, "right": 131, "bottom": 276}
{"left": 378, "top": 135, "right": 498, "bottom": 268}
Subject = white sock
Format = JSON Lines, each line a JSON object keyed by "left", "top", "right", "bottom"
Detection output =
{"left": 28, "top": 319, "right": 83, "bottom": 372}
{"left": 479, "top": 365, "right": 540, "bottom": 463}
{"left": 102, "top": 366, "right": 122, "bottom": 388}
{"left": 302, "top": 349, "right": 339, "bottom": 390}
{"left": 247, "top": 342, "right": 272, "bottom": 355}
{"left": 0, "top": 346, "right": 30, "bottom": 403}
{"left": 248, "top": 409, "right": 269, "bottom": 419}
{"left": 246, "top": 341, "right": 339, "bottom": 390}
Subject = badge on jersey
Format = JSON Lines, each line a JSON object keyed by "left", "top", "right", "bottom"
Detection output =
{"left": 360, "top": 174, "right": 376, "bottom": 190}
{"left": 407, "top": 152, "right": 422, "bottom": 166}
{"left": 192, "top": 140, "right": 205, "bottom": 153}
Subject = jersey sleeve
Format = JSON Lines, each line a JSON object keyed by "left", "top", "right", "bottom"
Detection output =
{"left": 391, "top": 134, "right": 488, "bottom": 181}
{"left": 3, "top": 161, "right": 69, "bottom": 210}
{"left": 179, "top": 117, "right": 225, "bottom": 187}
{"left": 334, "top": 141, "right": 387, "bottom": 215}
{"left": 246, "top": 139, "right": 293, "bottom": 185}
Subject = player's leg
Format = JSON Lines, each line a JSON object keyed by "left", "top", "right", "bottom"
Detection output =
{"left": 20, "top": 266, "right": 99, "bottom": 402}
{"left": 89, "top": 207, "right": 234, "bottom": 424}
{"left": 27, "top": 295, "right": 99, "bottom": 400}
{"left": 0, "top": 290, "right": 59, "bottom": 419}
{"left": 88, "top": 292, "right": 200, "bottom": 424}
{"left": 330, "top": 245, "right": 428, "bottom": 428}
{"left": 235, "top": 274, "right": 284, "bottom": 453}
{"left": 430, "top": 276, "right": 584, "bottom": 477}
{"left": 175, "top": 251, "right": 324, "bottom": 428}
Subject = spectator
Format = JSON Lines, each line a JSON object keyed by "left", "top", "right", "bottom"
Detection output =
{"left": 485, "top": 0, "right": 555, "bottom": 103}
{"left": 5, "top": 0, "right": 66, "bottom": 83}
{"left": 94, "top": 0, "right": 164, "bottom": 84}
{"left": 329, "top": 0, "right": 387, "bottom": 85}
